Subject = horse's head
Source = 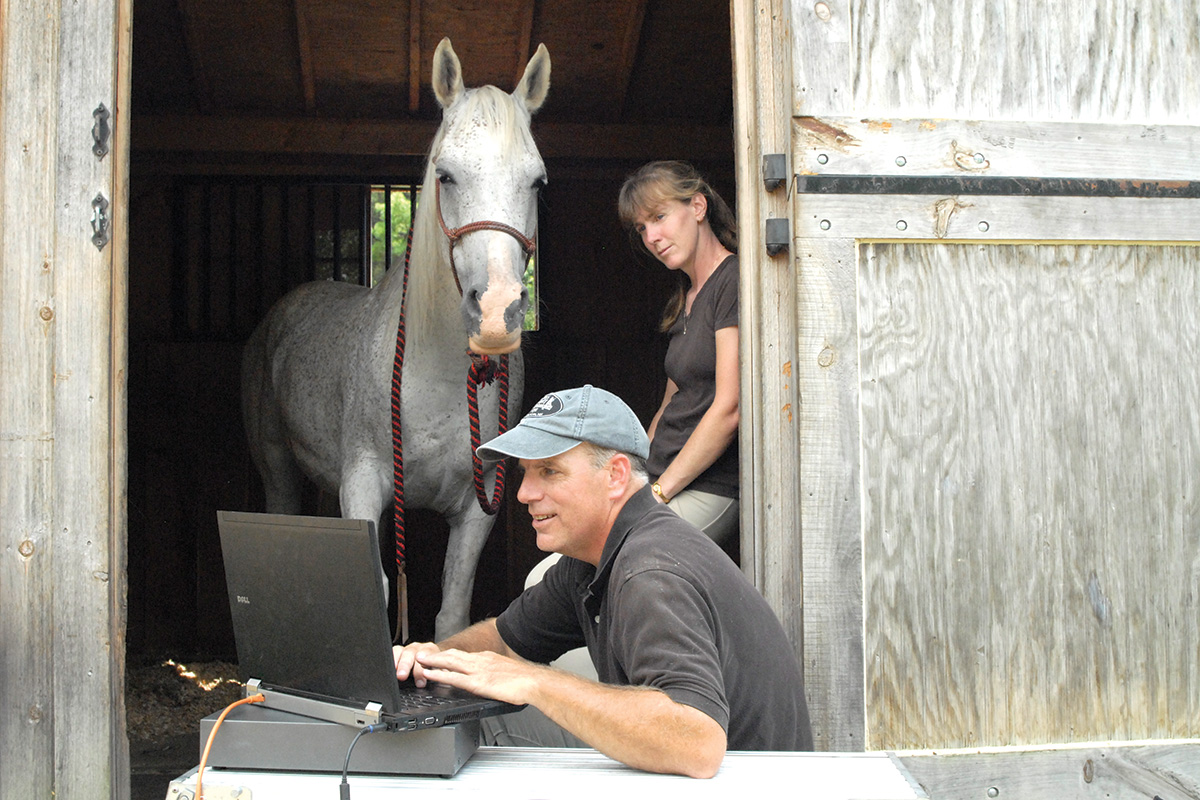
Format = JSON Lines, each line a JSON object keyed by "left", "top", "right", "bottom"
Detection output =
{"left": 428, "top": 37, "right": 550, "bottom": 356}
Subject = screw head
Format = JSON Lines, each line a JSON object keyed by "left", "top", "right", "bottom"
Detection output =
{"left": 896, "top": 220, "right": 908, "bottom": 231}
{"left": 895, "top": 156, "right": 907, "bottom": 167}
{"left": 819, "top": 219, "right": 831, "bottom": 231}
{"left": 817, "top": 153, "right": 829, "bottom": 165}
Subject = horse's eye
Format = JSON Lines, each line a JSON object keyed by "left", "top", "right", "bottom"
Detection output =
{"left": 532, "top": 176, "right": 547, "bottom": 191}
{"left": 438, "top": 172, "right": 455, "bottom": 185}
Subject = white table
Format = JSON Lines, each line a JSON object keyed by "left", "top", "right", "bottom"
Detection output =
{"left": 166, "top": 747, "right": 926, "bottom": 799}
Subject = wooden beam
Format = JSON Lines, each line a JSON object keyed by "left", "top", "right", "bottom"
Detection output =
{"left": 293, "top": 0, "right": 317, "bottom": 113}
{"left": 794, "top": 117, "right": 1200, "bottom": 180}
{"left": 794, "top": 194, "right": 1200, "bottom": 241}
{"left": 130, "top": 114, "right": 734, "bottom": 162}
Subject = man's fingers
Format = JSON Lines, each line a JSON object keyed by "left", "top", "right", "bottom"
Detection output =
{"left": 394, "top": 642, "right": 439, "bottom": 685}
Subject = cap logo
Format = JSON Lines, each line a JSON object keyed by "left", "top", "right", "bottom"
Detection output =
{"left": 527, "top": 394, "right": 564, "bottom": 418}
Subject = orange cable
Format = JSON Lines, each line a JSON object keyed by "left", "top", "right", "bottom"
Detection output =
{"left": 194, "top": 693, "right": 265, "bottom": 800}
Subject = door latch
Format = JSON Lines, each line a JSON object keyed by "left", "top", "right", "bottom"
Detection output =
{"left": 91, "top": 193, "right": 110, "bottom": 250}
{"left": 92, "top": 104, "right": 110, "bottom": 159}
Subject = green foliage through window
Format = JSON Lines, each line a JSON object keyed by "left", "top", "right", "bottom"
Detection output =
{"left": 368, "top": 185, "right": 538, "bottom": 330}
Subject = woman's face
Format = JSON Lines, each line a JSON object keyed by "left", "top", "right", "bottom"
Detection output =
{"left": 632, "top": 192, "right": 706, "bottom": 271}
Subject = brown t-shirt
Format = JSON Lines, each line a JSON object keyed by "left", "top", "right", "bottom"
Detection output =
{"left": 646, "top": 255, "right": 739, "bottom": 498}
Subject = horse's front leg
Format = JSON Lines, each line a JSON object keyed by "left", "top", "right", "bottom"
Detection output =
{"left": 339, "top": 455, "right": 393, "bottom": 597}
{"left": 437, "top": 507, "right": 499, "bottom": 641}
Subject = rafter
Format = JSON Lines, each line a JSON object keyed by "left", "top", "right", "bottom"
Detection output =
{"left": 612, "top": 0, "right": 649, "bottom": 120}
{"left": 293, "top": 0, "right": 317, "bottom": 113}
{"left": 176, "top": 0, "right": 214, "bottom": 114}
{"left": 408, "top": 0, "right": 422, "bottom": 112}
{"left": 514, "top": 0, "right": 536, "bottom": 88}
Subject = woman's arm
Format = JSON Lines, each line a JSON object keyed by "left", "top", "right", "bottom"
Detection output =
{"left": 653, "top": 325, "right": 739, "bottom": 501}
{"left": 647, "top": 378, "right": 679, "bottom": 442}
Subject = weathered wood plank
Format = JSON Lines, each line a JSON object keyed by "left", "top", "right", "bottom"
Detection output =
{"left": 796, "top": 236, "right": 866, "bottom": 750}
{"left": 0, "top": 0, "right": 60, "bottom": 794}
{"left": 794, "top": 195, "right": 1200, "bottom": 242}
{"left": 790, "top": 0, "right": 851, "bottom": 115}
{"left": 847, "top": 0, "right": 1200, "bottom": 123}
{"left": 793, "top": 118, "right": 1200, "bottom": 180}
{"left": 731, "top": 0, "right": 803, "bottom": 661}
{"left": 899, "top": 743, "right": 1200, "bottom": 800}
{"left": 53, "top": 0, "right": 127, "bottom": 795}
{"left": 859, "top": 242, "right": 1200, "bottom": 749}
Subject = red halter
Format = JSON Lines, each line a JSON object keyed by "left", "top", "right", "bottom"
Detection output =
{"left": 434, "top": 178, "right": 537, "bottom": 294}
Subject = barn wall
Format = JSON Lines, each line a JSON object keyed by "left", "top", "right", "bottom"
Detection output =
{"left": 736, "top": 0, "right": 1200, "bottom": 752}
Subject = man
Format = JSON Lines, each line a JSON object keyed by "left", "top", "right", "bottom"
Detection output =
{"left": 393, "top": 385, "right": 812, "bottom": 778}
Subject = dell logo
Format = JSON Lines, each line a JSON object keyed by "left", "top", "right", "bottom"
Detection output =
{"left": 237, "top": 595, "right": 250, "bottom": 605}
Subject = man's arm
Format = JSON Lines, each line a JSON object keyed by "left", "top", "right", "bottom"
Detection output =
{"left": 415, "top": 647, "right": 727, "bottom": 778}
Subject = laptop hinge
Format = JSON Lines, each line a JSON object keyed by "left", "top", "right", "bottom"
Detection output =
{"left": 246, "top": 677, "right": 385, "bottom": 728}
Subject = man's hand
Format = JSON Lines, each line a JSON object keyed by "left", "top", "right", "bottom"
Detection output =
{"left": 414, "top": 648, "right": 543, "bottom": 706}
{"left": 393, "top": 641, "right": 441, "bottom": 686}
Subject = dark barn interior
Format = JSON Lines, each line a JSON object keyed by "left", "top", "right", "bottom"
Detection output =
{"left": 126, "top": 0, "right": 737, "bottom": 663}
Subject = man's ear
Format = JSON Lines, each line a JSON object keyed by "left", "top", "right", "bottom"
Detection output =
{"left": 606, "top": 453, "right": 633, "bottom": 498}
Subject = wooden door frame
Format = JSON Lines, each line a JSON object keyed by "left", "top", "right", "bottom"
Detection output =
{"left": 0, "top": 0, "right": 132, "bottom": 796}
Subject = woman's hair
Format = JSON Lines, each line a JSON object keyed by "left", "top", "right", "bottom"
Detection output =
{"left": 617, "top": 161, "right": 738, "bottom": 331}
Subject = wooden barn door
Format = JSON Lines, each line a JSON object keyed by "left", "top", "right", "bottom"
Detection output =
{"left": 0, "top": 0, "right": 132, "bottom": 797}
{"left": 734, "top": 0, "right": 1200, "bottom": 755}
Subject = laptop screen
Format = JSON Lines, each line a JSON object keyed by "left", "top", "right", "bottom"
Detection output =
{"left": 217, "top": 511, "right": 403, "bottom": 712}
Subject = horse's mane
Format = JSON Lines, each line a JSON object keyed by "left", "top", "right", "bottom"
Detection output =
{"left": 398, "top": 85, "right": 537, "bottom": 340}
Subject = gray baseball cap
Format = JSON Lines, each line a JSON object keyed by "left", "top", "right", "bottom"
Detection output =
{"left": 476, "top": 384, "right": 650, "bottom": 462}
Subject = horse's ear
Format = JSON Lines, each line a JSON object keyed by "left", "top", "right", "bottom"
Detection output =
{"left": 432, "top": 37, "right": 464, "bottom": 109}
{"left": 514, "top": 43, "right": 551, "bottom": 114}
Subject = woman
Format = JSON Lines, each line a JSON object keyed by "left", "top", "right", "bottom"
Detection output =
{"left": 618, "top": 161, "right": 740, "bottom": 548}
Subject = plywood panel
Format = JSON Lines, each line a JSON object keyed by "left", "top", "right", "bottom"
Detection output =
{"left": 859, "top": 242, "right": 1200, "bottom": 749}
{"left": 801, "top": 0, "right": 1200, "bottom": 123}
{"left": 797, "top": 237, "right": 866, "bottom": 750}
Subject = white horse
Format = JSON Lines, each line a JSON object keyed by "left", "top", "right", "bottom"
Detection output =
{"left": 241, "top": 38, "right": 549, "bottom": 640}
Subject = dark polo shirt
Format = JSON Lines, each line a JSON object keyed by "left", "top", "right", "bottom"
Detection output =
{"left": 646, "top": 254, "right": 740, "bottom": 498}
{"left": 496, "top": 485, "right": 812, "bottom": 751}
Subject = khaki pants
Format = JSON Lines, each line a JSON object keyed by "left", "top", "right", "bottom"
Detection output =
{"left": 666, "top": 489, "right": 738, "bottom": 548}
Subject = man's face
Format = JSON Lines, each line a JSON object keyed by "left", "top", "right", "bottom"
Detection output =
{"left": 517, "top": 445, "right": 614, "bottom": 564}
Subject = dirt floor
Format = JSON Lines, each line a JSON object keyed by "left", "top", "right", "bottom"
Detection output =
{"left": 127, "top": 659, "right": 243, "bottom": 800}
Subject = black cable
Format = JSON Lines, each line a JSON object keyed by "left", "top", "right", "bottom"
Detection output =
{"left": 340, "top": 724, "right": 380, "bottom": 800}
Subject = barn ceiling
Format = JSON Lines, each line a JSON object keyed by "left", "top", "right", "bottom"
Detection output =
{"left": 131, "top": 0, "right": 735, "bottom": 169}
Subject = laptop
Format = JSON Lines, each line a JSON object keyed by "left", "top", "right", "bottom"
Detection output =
{"left": 216, "top": 510, "right": 524, "bottom": 732}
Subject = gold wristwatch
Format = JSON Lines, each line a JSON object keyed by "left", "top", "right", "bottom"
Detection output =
{"left": 651, "top": 482, "right": 668, "bottom": 502}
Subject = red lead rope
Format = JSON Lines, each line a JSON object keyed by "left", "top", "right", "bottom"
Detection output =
{"left": 389, "top": 226, "right": 511, "bottom": 640}
{"left": 467, "top": 353, "right": 509, "bottom": 514}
